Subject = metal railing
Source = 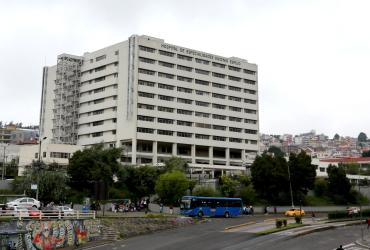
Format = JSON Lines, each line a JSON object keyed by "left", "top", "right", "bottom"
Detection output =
{"left": 0, "top": 210, "right": 96, "bottom": 220}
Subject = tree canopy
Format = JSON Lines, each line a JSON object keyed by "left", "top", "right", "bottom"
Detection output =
{"left": 358, "top": 132, "right": 368, "bottom": 142}
{"left": 327, "top": 164, "right": 353, "bottom": 204}
{"left": 267, "top": 146, "right": 285, "bottom": 157}
{"left": 155, "top": 170, "right": 189, "bottom": 205}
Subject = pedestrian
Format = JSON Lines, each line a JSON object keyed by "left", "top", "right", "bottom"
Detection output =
{"left": 273, "top": 206, "right": 277, "bottom": 214}
{"left": 336, "top": 245, "right": 344, "bottom": 250}
{"left": 250, "top": 205, "right": 254, "bottom": 215}
{"left": 264, "top": 206, "right": 268, "bottom": 215}
{"left": 169, "top": 205, "right": 173, "bottom": 215}
{"left": 311, "top": 211, "right": 316, "bottom": 222}
{"left": 367, "top": 218, "right": 370, "bottom": 229}
{"left": 160, "top": 203, "right": 163, "bottom": 214}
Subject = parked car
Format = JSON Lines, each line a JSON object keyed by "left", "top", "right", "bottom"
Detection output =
{"left": 285, "top": 208, "right": 305, "bottom": 216}
{"left": 7, "top": 197, "right": 40, "bottom": 209}
{"left": 28, "top": 207, "right": 43, "bottom": 217}
{"left": 12, "top": 206, "right": 29, "bottom": 217}
{"left": 347, "top": 207, "right": 360, "bottom": 215}
{"left": 57, "top": 206, "right": 74, "bottom": 216}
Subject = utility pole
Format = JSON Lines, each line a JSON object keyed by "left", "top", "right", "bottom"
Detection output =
{"left": 287, "top": 163, "right": 294, "bottom": 208}
{"left": 1, "top": 144, "right": 6, "bottom": 180}
{"left": 36, "top": 137, "right": 47, "bottom": 200}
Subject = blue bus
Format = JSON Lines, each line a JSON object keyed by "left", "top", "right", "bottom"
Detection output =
{"left": 180, "top": 196, "right": 243, "bottom": 218}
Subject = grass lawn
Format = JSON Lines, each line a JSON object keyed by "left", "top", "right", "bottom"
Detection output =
{"left": 257, "top": 223, "right": 305, "bottom": 235}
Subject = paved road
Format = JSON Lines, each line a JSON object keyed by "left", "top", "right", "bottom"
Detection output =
{"left": 87, "top": 217, "right": 369, "bottom": 250}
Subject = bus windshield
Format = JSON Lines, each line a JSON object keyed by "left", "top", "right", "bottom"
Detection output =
{"left": 180, "top": 198, "right": 191, "bottom": 209}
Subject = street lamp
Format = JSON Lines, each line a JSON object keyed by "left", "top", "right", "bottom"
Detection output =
{"left": 287, "top": 163, "right": 294, "bottom": 208}
{"left": 36, "top": 136, "right": 47, "bottom": 200}
{"left": 1, "top": 144, "right": 8, "bottom": 180}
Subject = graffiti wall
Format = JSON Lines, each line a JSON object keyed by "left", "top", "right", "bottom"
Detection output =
{"left": 0, "top": 219, "right": 101, "bottom": 250}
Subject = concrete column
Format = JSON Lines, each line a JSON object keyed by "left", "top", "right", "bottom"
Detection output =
{"left": 209, "top": 146, "right": 213, "bottom": 165}
{"left": 242, "top": 149, "right": 246, "bottom": 162}
{"left": 152, "top": 141, "right": 157, "bottom": 165}
{"left": 226, "top": 148, "right": 230, "bottom": 166}
{"left": 172, "top": 143, "right": 177, "bottom": 156}
{"left": 131, "top": 139, "right": 137, "bottom": 165}
{"left": 191, "top": 145, "right": 196, "bottom": 164}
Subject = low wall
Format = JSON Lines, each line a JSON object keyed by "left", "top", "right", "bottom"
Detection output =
{"left": 0, "top": 219, "right": 101, "bottom": 249}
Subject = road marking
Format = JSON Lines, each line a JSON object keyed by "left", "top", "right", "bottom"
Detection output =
{"left": 121, "top": 245, "right": 126, "bottom": 248}
{"left": 224, "top": 221, "right": 256, "bottom": 230}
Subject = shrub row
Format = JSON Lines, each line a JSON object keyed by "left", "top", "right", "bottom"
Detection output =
{"left": 328, "top": 209, "right": 370, "bottom": 220}
{"left": 275, "top": 219, "right": 287, "bottom": 228}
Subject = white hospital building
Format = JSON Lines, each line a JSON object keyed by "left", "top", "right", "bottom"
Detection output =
{"left": 39, "top": 35, "right": 259, "bottom": 176}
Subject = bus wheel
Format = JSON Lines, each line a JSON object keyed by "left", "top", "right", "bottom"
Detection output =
{"left": 224, "top": 212, "right": 230, "bottom": 218}
{"left": 197, "top": 211, "right": 203, "bottom": 218}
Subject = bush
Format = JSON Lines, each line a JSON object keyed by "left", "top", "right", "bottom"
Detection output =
{"left": 283, "top": 219, "right": 287, "bottom": 227}
{"left": 328, "top": 211, "right": 350, "bottom": 220}
{"left": 295, "top": 216, "right": 302, "bottom": 224}
{"left": 275, "top": 219, "right": 283, "bottom": 228}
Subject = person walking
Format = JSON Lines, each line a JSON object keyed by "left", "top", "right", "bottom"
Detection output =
{"left": 336, "top": 245, "right": 344, "bottom": 250}
{"left": 311, "top": 211, "right": 316, "bottom": 222}
{"left": 367, "top": 217, "right": 370, "bottom": 229}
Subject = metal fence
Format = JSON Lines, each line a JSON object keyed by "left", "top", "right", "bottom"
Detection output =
{"left": 0, "top": 210, "right": 96, "bottom": 220}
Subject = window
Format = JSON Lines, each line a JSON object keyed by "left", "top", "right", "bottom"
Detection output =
{"left": 228, "top": 66, "right": 241, "bottom": 72}
{"left": 245, "top": 129, "right": 257, "bottom": 134}
{"left": 159, "top": 50, "right": 175, "bottom": 57}
{"left": 195, "top": 90, "right": 210, "bottom": 96}
{"left": 139, "top": 46, "right": 156, "bottom": 53}
{"left": 244, "top": 79, "right": 256, "bottom": 85}
{"left": 212, "top": 62, "right": 226, "bottom": 68}
{"left": 245, "top": 119, "right": 257, "bottom": 124}
{"left": 195, "top": 101, "right": 209, "bottom": 107}
{"left": 229, "top": 127, "right": 242, "bottom": 132}
{"left": 158, "top": 118, "right": 174, "bottom": 124}
{"left": 158, "top": 72, "right": 174, "bottom": 79}
{"left": 115, "top": 50, "right": 119, "bottom": 55}
{"left": 138, "top": 103, "right": 154, "bottom": 110}
{"left": 229, "top": 86, "right": 242, "bottom": 92}
{"left": 177, "top": 76, "right": 192, "bottom": 82}
{"left": 113, "top": 118, "right": 117, "bottom": 123}
{"left": 213, "top": 125, "right": 226, "bottom": 130}
{"left": 94, "top": 87, "right": 105, "bottom": 93}
{"left": 158, "top": 83, "right": 174, "bottom": 90}
{"left": 177, "top": 54, "right": 192, "bottom": 61}
{"left": 195, "top": 58, "right": 210, "bottom": 65}
{"left": 229, "top": 96, "right": 242, "bottom": 102}
{"left": 177, "top": 87, "right": 192, "bottom": 93}
{"left": 137, "top": 127, "right": 155, "bottom": 133}
{"left": 229, "top": 138, "right": 242, "bottom": 143}
{"left": 93, "top": 98, "right": 104, "bottom": 104}
{"left": 212, "top": 82, "right": 226, "bottom": 89}
{"left": 243, "top": 69, "right": 256, "bottom": 75}
{"left": 244, "top": 99, "right": 257, "bottom": 104}
{"left": 213, "top": 136, "right": 226, "bottom": 141}
{"left": 195, "top": 69, "right": 209, "bottom": 75}
{"left": 212, "top": 72, "right": 225, "bottom": 78}
{"left": 229, "top": 116, "right": 242, "bottom": 122}
{"left": 177, "top": 65, "right": 192, "bottom": 72}
{"left": 158, "top": 106, "right": 174, "bottom": 113}
{"left": 137, "top": 115, "right": 155, "bottom": 122}
{"left": 177, "top": 120, "right": 192, "bottom": 126}
{"left": 196, "top": 134, "right": 210, "bottom": 139}
{"left": 92, "top": 132, "right": 103, "bottom": 137}
{"left": 245, "top": 109, "right": 257, "bottom": 114}
{"left": 229, "top": 106, "right": 242, "bottom": 112}
{"left": 95, "top": 65, "right": 106, "bottom": 72}
{"left": 138, "top": 92, "right": 155, "bottom": 98}
{"left": 228, "top": 76, "right": 241, "bottom": 82}
{"left": 177, "top": 109, "right": 192, "bottom": 115}
{"left": 158, "top": 130, "right": 174, "bottom": 136}
{"left": 195, "top": 79, "right": 209, "bottom": 86}
{"left": 93, "top": 120, "right": 104, "bottom": 126}
{"left": 250, "top": 140, "right": 257, "bottom": 144}
{"left": 244, "top": 89, "right": 257, "bottom": 95}
{"left": 139, "top": 68, "right": 155, "bottom": 75}
{"left": 212, "top": 114, "right": 226, "bottom": 120}
{"left": 158, "top": 61, "right": 174, "bottom": 68}
{"left": 212, "top": 93, "right": 226, "bottom": 99}
{"left": 195, "top": 112, "right": 210, "bottom": 118}
{"left": 139, "top": 57, "right": 155, "bottom": 64}
{"left": 96, "top": 55, "right": 106, "bottom": 62}
{"left": 177, "top": 132, "right": 192, "bottom": 137}
{"left": 112, "top": 130, "right": 116, "bottom": 135}
{"left": 158, "top": 95, "right": 174, "bottom": 101}
{"left": 177, "top": 98, "right": 192, "bottom": 104}
{"left": 195, "top": 123, "right": 211, "bottom": 129}
{"left": 50, "top": 152, "right": 71, "bottom": 158}
{"left": 138, "top": 80, "right": 155, "bottom": 87}
{"left": 93, "top": 109, "right": 104, "bottom": 115}
{"left": 95, "top": 76, "right": 105, "bottom": 83}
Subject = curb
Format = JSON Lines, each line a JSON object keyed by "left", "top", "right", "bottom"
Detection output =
{"left": 224, "top": 221, "right": 256, "bottom": 230}
{"left": 355, "top": 240, "right": 370, "bottom": 249}
{"left": 293, "top": 220, "right": 364, "bottom": 237}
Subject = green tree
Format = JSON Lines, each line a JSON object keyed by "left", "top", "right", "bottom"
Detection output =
{"left": 358, "top": 132, "right": 368, "bottom": 142}
{"left": 267, "top": 146, "right": 285, "bottom": 157}
{"left": 288, "top": 151, "right": 316, "bottom": 198}
{"left": 155, "top": 171, "right": 189, "bottom": 205}
{"left": 333, "top": 133, "right": 340, "bottom": 140}
{"left": 251, "top": 154, "right": 288, "bottom": 204}
{"left": 68, "top": 145, "right": 122, "bottom": 197}
{"left": 116, "top": 165, "right": 159, "bottom": 202}
{"left": 162, "top": 156, "right": 189, "bottom": 173}
{"left": 193, "top": 186, "right": 220, "bottom": 197}
{"left": 362, "top": 150, "right": 370, "bottom": 157}
{"left": 313, "top": 178, "right": 328, "bottom": 197}
{"left": 342, "top": 163, "right": 360, "bottom": 175}
{"left": 239, "top": 185, "right": 257, "bottom": 205}
{"left": 219, "top": 176, "right": 239, "bottom": 197}
{"left": 327, "top": 164, "right": 352, "bottom": 204}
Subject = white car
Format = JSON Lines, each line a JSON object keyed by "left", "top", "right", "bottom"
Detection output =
{"left": 57, "top": 206, "right": 75, "bottom": 216}
{"left": 7, "top": 197, "right": 41, "bottom": 209}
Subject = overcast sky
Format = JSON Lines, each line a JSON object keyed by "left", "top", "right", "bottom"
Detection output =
{"left": 1, "top": 0, "right": 369, "bottom": 138}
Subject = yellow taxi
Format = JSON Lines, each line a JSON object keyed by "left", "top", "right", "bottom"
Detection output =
{"left": 285, "top": 208, "right": 305, "bottom": 216}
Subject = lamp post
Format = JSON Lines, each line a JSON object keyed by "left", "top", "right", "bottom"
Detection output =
{"left": 36, "top": 137, "right": 47, "bottom": 200}
{"left": 287, "top": 163, "right": 294, "bottom": 208}
{"left": 1, "top": 144, "right": 8, "bottom": 180}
